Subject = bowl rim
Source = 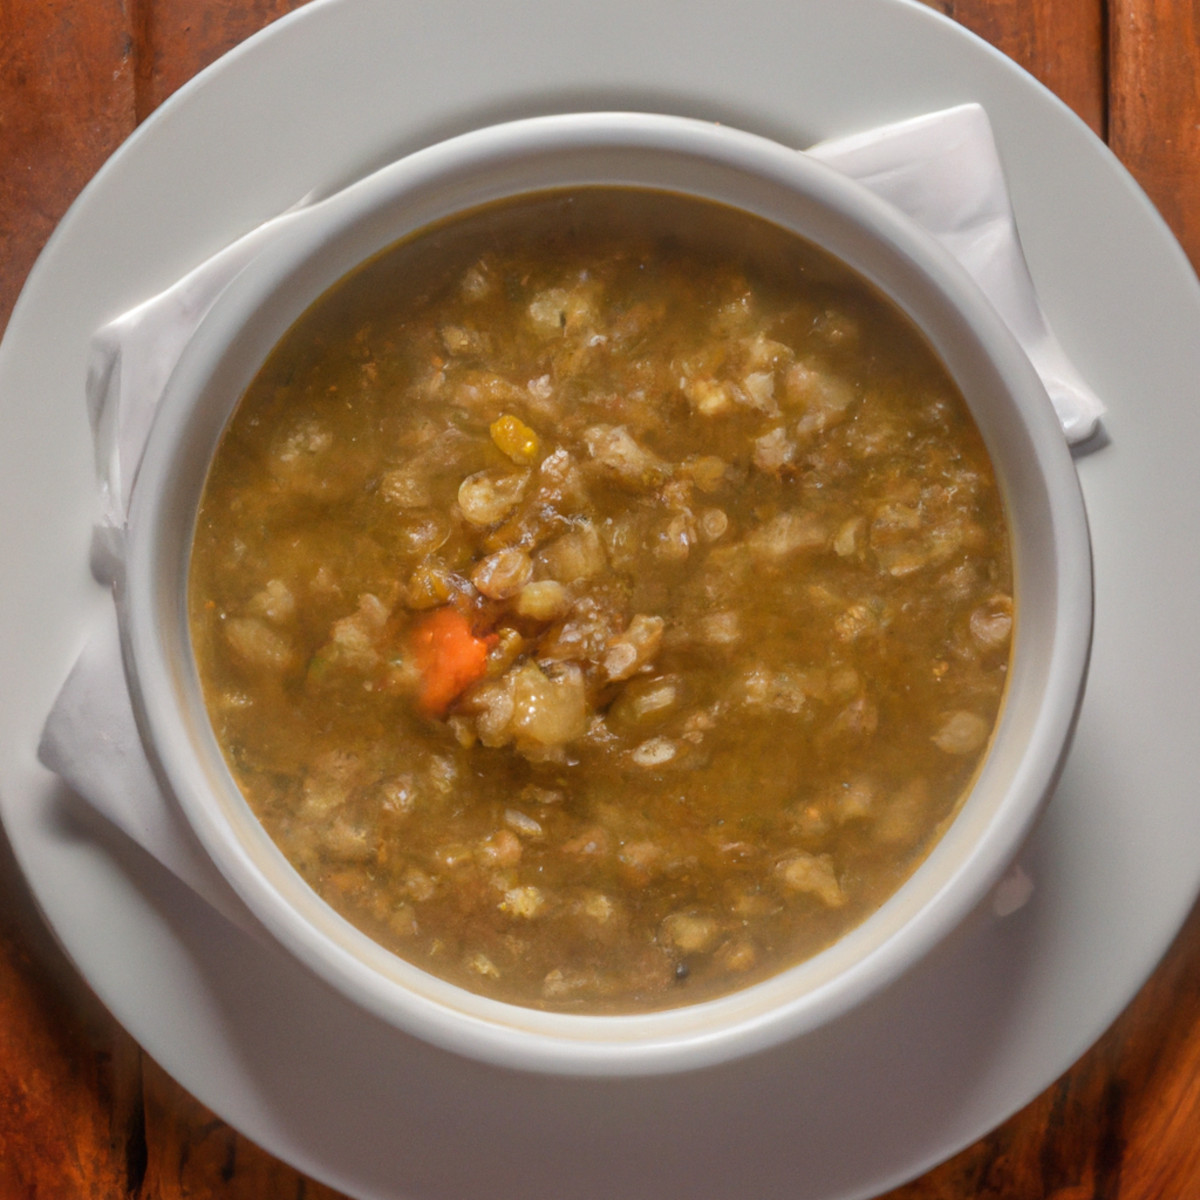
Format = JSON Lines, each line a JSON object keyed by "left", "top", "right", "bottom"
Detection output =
{"left": 120, "top": 110, "right": 1093, "bottom": 1077}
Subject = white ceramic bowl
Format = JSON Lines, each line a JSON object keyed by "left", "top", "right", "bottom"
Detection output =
{"left": 120, "top": 112, "right": 1093, "bottom": 1077}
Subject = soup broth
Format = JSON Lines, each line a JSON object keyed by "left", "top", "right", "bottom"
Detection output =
{"left": 189, "top": 189, "right": 1013, "bottom": 1012}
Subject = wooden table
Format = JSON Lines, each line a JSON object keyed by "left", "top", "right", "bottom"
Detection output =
{"left": 2, "top": 1, "right": 1198, "bottom": 1196}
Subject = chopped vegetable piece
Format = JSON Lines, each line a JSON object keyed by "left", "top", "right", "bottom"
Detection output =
{"left": 490, "top": 413, "right": 541, "bottom": 464}
{"left": 411, "top": 608, "right": 495, "bottom": 716}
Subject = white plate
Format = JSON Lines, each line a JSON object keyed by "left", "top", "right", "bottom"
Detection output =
{"left": 2, "top": 1, "right": 1199, "bottom": 1197}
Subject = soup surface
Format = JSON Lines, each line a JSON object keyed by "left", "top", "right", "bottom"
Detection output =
{"left": 189, "top": 189, "right": 1012, "bottom": 1012}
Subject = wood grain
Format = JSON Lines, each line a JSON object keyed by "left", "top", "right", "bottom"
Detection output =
{"left": 1, "top": 0, "right": 1199, "bottom": 1197}
{"left": 0, "top": 829, "right": 144, "bottom": 1195}
{"left": 0, "top": 1, "right": 141, "bottom": 1191}
{"left": 132, "top": 0, "right": 314, "bottom": 120}
{"left": 0, "top": 0, "right": 135, "bottom": 335}
{"left": 925, "top": 0, "right": 1106, "bottom": 134}
{"left": 140, "top": 1057, "right": 346, "bottom": 1200}
{"left": 881, "top": 898, "right": 1200, "bottom": 1198}
{"left": 1109, "top": 0, "right": 1200, "bottom": 268}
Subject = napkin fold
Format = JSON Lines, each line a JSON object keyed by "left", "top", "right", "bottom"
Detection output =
{"left": 42, "top": 608, "right": 257, "bottom": 931}
{"left": 42, "top": 104, "right": 1083, "bottom": 925}
{"left": 808, "top": 104, "right": 1102, "bottom": 444}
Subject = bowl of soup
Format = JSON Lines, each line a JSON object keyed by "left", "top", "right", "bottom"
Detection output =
{"left": 120, "top": 111, "right": 1092, "bottom": 1075}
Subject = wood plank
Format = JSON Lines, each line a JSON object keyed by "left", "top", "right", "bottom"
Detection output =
{"left": 1109, "top": 0, "right": 1200, "bottom": 270}
{"left": 0, "top": 1, "right": 144, "bottom": 1191}
{"left": 0, "top": 835, "right": 144, "bottom": 1196}
{"left": 0, "top": 0, "right": 136, "bottom": 335}
{"left": 1080, "top": 897, "right": 1200, "bottom": 1199}
{"left": 133, "top": 0, "right": 315, "bottom": 119}
{"left": 924, "top": 0, "right": 1106, "bottom": 134}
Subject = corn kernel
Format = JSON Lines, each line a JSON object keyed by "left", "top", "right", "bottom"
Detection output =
{"left": 490, "top": 413, "right": 540, "bottom": 464}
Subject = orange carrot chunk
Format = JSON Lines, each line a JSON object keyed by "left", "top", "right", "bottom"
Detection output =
{"left": 410, "top": 607, "right": 493, "bottom": 717}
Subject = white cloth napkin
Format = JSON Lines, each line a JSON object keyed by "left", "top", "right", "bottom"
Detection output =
{"left": 42, "top": 104, "right": 1089, "bottom": 924}
{"left": 808, "top": 104, "right": 1103, "bottom": 444}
